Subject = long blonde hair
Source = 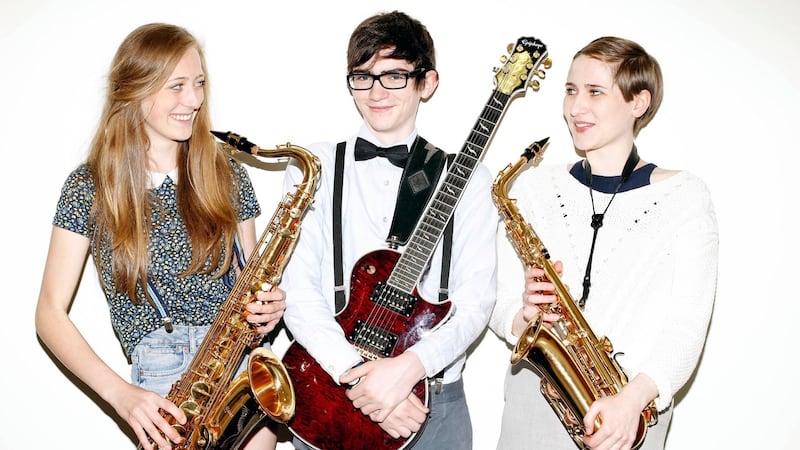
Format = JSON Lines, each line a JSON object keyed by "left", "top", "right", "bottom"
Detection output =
{"left": 87, "top": 23, "right": 238, "bottom": 303}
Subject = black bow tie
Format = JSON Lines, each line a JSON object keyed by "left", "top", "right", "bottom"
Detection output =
{"left": 354, "top": 137, "right": 409, "bottom": 168}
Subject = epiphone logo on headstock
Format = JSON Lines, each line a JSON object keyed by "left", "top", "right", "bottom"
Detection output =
{"left": 520, "top": 38, "right": 545, "bottom": 50}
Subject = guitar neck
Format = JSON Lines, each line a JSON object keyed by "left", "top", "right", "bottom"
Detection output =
{"left": 388, "top": 90, "right": 512, "bottom": 293}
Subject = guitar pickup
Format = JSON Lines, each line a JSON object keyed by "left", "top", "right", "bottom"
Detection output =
{"left": 370, "top": 281, "right": 417, "bottom": 317}
{"left": 350, "top": 321, "right": 398, "bottom": 358}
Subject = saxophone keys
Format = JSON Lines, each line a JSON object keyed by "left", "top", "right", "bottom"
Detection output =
{"left": 598, "top": 336, "right": 613, "bottom": 353}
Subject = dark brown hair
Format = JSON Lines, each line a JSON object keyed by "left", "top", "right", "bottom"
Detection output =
{"left": 347, "top": 11, "right": 435, "bottom": 90}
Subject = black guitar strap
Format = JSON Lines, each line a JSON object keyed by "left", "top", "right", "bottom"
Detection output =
{"left": 386, "top": 136, "right": 446, "bottom": 247}
{"left": 333, "top": 140, "right": 454, "bottom": 313}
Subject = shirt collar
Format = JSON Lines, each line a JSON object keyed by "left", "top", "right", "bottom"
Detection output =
{"left": 147, "top": 167, "right": 179, "bottom": 189}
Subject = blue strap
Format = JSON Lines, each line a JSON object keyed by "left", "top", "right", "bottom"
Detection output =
{"left": 146, "top": 278, "right": 174, "bottom": 333}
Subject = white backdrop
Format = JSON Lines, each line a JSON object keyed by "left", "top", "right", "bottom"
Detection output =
{"left": 1, "top": 0, "right": 797, "bottom": 449}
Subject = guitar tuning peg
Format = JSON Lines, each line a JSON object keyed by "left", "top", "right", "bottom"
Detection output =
{"left": 534, "top": 69, "right": 547, "bottom": 79}
{"left": 543, "top": 57, "right": 553, "bottom": 69}
{"left": 530, "top": 80, "right": 541, "bottom": 91}
{"left": 507, "top": 43, "right": 514, "bottom": 53}
{"left": 500, "top": 55, "right": 508, "bottom": 64}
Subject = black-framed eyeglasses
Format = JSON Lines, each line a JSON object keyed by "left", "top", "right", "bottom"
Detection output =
{"left": 346, "top": 69, "right": 425, "bottom": 90}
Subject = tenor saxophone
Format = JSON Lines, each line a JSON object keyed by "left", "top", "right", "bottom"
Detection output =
{"left": 153, "top": 132, "right": 320, "bottom": 449}
{"left": 492, "top": 138, "right": 658, "bottom": 449}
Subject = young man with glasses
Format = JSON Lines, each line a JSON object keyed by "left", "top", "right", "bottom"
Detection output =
{"left": 279, "top": 10, "right": 497, "bottom": 450}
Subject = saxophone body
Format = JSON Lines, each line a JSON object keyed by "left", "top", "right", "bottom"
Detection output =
{"left": 492, "top": 138, "right": 658, "bottom": 450}
{"left": 157, "top": 133, "right": 320, "bottom": 449}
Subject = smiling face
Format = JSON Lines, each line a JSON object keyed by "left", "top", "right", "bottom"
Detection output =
{"left": 563, "top": 55, "right": 649, "bottom": 156}
{"left": 350, "top": 48, "right": 438, "bottom": 145}
{"left": 141, "top": 47, "right": 205, "bottom": 153}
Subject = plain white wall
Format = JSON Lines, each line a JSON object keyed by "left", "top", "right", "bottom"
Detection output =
{"left": 1, "top": 0, "right": 797, "bottom": 448}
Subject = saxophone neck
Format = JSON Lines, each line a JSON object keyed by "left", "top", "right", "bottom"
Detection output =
{"left": 491, "top": 137, "right": 549, "bottom": 201}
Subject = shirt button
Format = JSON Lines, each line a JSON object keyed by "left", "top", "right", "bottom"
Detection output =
{"left": 384, "top": 180, "right": 390, "bottom": 186}
{"left": 383, "top": 217, "right": 388, "bottom": 223}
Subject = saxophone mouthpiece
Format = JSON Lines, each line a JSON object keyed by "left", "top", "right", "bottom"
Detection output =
{"left": 522, "top": 137, "right": 549, "bottom": 162}
{"left": 211, "top": 130, "right": 259, "bottom": 154}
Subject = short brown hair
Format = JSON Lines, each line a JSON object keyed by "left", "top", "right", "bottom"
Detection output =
{"left": 575, "top": 36, "right": 663, "bottom": 136}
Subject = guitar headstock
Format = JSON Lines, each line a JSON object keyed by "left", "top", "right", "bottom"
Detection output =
{"left": 494, "top": 36, "right": 551, "bottom": 96}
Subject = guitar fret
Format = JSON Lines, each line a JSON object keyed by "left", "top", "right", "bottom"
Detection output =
{"left": 431, "top": 199, "right": 456, "bottom": 215}
{"left": 406, "top": 239, "right": 434, "bottom": 255}
{"left": 403, "top": 253, "right": 430, "bottom": 269}
{"left": 389, "top": 278, "right": 415, "bottom": 293}
{"left": 469, "top": 128, "right": 491, "bottom": 143}
{"left": 437, "top": 191, "right": 460, "bottom": 206}
{"left": 483, "top": 108, "right": 503, "bottom": 123}
{"left": 461, "top": 144, "right": 482, "bottom": 159}
{"left": 418, "top": 227, "right": 442, "bottom": 243}
{"left": 421, "top": 216, "right": 446, "bottom": 229}
{"left": 392, "top": 272, "right": 416, "bottom": 284}
{"left": 397, "top": 258, "right": 426, "bottom": 273}
{"left": 392, "top": 253, "right": 425, "bottom": 276}
{"left": 456, "top": 150, "right": 480, "bottom": 163}
{"left": 452, "top": 162, "right": 476, "bottom": 176}
{"left": 444, "top": 176, "right": 468, "bottom": 191}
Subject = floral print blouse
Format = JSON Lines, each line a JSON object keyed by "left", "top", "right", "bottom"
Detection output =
{"left": 53, "top": 160, "right": 260, "bottom": 356}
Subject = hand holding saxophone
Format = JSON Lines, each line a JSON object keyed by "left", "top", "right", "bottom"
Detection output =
{"left": 245, "top": 287, "right": 287, "bottom": 335}
{"left": 583, "top": 374, "right": 660, "bottom": 450}
{"left": 105, "top": 379, "right": 186, "bottom": 450}
{"left": 513, "top": 262, "right": 564, "bottom": 337}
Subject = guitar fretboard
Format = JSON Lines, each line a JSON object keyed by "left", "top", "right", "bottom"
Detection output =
{"left": 388, "top": 91, "right": 512, "bottom": 293}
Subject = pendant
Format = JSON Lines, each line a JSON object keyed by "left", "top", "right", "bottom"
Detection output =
{"left": 591, "top": 213, "right": 604, "bottom": 230}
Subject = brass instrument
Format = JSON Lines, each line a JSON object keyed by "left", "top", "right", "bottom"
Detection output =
{"left": 492, "top": 138, "right": 658, "bottom": 449}
{"left": 155, "top": 132, "right": 320, "bottom": 449}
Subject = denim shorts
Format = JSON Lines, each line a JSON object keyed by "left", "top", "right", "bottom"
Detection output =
{"left": 130, "top": 325, "right": 258, "bottom": 397}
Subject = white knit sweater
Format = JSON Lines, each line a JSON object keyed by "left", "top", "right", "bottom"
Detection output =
{"left": 489, "top": 163, "right": 718, "bottom": 411}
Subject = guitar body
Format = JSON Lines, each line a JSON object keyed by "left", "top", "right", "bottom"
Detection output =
{"left": 283, "top": 249, "right": 452, "bottom": 450}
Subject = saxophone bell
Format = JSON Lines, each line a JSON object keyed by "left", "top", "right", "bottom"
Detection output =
{"left": 248, "top": 346, "right": 295, "bottom": 422}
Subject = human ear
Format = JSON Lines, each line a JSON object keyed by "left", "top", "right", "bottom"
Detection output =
{"left": 421, "top": 69, "right": 439, "bottom": 99}
{"left": 632, "top": 89, "right": 652, "bottom": 118}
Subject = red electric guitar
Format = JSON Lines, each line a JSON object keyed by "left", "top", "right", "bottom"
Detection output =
{"left": 282, "top": 36, "right": 551, "bottom": 450}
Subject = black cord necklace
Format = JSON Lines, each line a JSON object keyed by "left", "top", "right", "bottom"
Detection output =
{"left": 578, "top": 145, "right": 639, "bottom": 308}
